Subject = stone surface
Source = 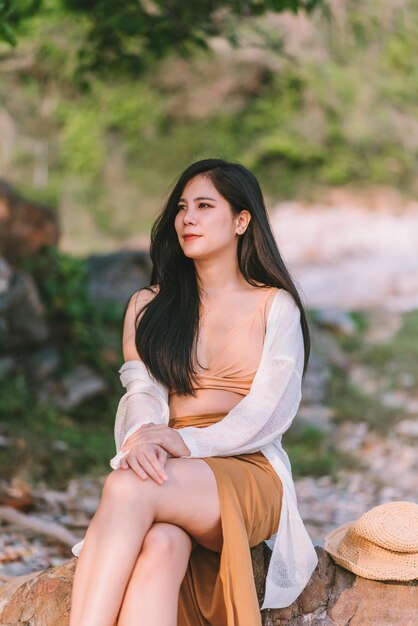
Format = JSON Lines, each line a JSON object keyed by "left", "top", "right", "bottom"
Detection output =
{"left": 86, "top": 249, "right": 152, "bottom": 305}
{"left": 1, "top": 548, "right": 416, "bottom": 626}
{"left": 327, "top": 575, "right": 418, "bottom": 626}
{"left": 0, "top": 560, "right": 75, "bottom": 625}
{"left": 0, "top": 259, "right": 49, "bottom": 351}
{"left": 270, "top": 199, "right": 418, "bottom": 312}
{"left": 45, "top": 364, "right": 108, "bottom": 410}
{"left": 0, "top": 180, "right": 59, "bottom": 266}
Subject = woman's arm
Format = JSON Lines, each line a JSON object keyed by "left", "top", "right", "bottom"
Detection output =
{"left": 110, "top": 287, "right": 171, "bottom": 469}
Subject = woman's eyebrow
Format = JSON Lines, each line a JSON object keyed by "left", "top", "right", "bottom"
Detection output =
{"left": 178, "top": 196, "right": 217, "bottom": 202}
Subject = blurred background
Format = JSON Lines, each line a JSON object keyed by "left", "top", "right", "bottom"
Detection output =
{"left": 0, "top": 0, "right": 417, "bottom": 582}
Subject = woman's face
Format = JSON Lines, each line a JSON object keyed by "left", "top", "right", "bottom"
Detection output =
{"left": 174, "top": 174, "right": 250, "bottom": 260}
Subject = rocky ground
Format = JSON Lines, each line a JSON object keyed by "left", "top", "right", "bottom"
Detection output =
{"left": 271, "top": 189, "right": 418, "bottom": 548}
{"left": 271, "top": 187, "right": 418, "bottom": 312}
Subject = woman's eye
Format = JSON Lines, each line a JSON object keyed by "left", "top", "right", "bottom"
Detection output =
{"left": 177, "top": 203, "right": 212, "bottom": 210}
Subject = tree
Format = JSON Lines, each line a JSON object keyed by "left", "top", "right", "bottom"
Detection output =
{"left": 1, "top": 0, "right": 322, "bottom": 76}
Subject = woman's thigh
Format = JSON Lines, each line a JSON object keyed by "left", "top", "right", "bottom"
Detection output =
{"left": 106, "top": 458, "right": 223, "bottom": 552}
{"left": 155, "top": 457, "right": 223, "bottom": 552}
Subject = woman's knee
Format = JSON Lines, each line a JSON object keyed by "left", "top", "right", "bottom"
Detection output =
{"left": 141, "top": 522, "right": 193, "bottom": 563}
{"left": 101, "top": 468, "right": 150, "bottom": 503}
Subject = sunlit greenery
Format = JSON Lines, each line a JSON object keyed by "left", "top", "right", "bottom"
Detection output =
{"left": 284, "top": 423, "right": 359, "bottom": 479}
{"left": 22, "top": 247, "right": 123, "bottom": 375}
{"left": 1, "top": 247, "right": 123, "bottom": 488}
{"left": 1, "top": 0, "right": 321, "bottom": 74}
{"left": 2, "top": 1, "right": 418, "bottom": 253}
{"left": 326, "top": 308, "right": 418, "bottom": 434}
{"left": 0, "top": 372, "right": 116, "bottom": 488}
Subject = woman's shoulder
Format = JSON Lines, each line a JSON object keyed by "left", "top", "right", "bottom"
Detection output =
{"left": 123, "top": 285, "right": 160, "bottom": 361}
{"left": 128, "top": 284, "right": 160, "bottom": 314}
{"left": 266, "top": 287, "right": 300, "bottom": 322}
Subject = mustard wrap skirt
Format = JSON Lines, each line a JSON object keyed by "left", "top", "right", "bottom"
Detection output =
{"left": 168, "top": 412, "right": 283, "bottom": 626}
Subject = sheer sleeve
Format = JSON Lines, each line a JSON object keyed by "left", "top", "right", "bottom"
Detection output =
{"left": 176, "top": 290, "right": 304, "bottom": 458}
{"left": 109, "top": 360, "right": 170, "bottom": 470}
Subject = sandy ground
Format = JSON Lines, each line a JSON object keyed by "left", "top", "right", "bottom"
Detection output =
{"left": 270, "top": 196, "right": 418, "bottom": 312}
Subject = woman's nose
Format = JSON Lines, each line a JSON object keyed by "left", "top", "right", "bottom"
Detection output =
{"left": 183, "top": 208, "right": 197, "bottom": 224}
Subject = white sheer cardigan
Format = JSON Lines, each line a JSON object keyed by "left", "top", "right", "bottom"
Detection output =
{"left": 71, "top": 288, "right": 318, "bottom": 610}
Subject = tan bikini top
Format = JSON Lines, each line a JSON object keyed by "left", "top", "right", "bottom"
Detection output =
{"left": 169, "top": 287, "right": 278, "bottom": 397}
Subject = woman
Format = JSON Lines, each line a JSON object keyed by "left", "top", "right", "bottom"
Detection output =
{"left": 69, "top": 158, "right": 318, "bottom": 626}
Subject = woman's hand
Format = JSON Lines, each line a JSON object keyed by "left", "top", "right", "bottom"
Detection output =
{"left": 122, "top": 423, "right": 191, "bottom": 459}
{"left": 120, "top": 441, "right": 169, "bottom": 485}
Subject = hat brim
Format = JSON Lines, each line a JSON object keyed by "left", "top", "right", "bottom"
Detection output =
{"left": 324, "top": 522, "right": 418, "bottom": 582}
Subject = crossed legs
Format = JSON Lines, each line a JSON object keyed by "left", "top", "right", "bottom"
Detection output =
{"left": 116, "top": 522, "right": 193, "bottom": 625}
{"left": 69, "top": 457, "right": 223, "bottom": 626}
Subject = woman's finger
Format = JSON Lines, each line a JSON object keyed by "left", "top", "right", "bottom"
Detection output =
{"left": 143, "top": 448, "right": 168, "bottom": 482}
{"left": 132, "top": 449, "right": 165, "bottom": 485}
{"left": 156, "top": 446, "right": 168, "bottom": 467}
{"left": 140, "top": 451, "right": 167, "bottom": 484}
{"left": 125, "top": 454, "right": 148, "bottom": 480}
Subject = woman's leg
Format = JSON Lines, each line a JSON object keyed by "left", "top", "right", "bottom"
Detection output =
{"left": 69, "top": 457, "right": 222, "bottom": 626}
{"left": 116, "top": 522, "right": 193, "bottom": 626}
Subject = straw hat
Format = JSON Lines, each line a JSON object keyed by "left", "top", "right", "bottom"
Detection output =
{"left": 324, "top": 500, "right": 418, "bottom": 581}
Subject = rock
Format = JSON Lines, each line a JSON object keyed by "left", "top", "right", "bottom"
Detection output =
{"left": 334, "top": 422, "right": 369, "bottom": 454}
{"left": 363, "top": 309, "right": 403, "bottom": 345}
{"left": 24, "top": 345, "right": 60, "bottom": 382}
{"left": 313, "top": 309, "right": 357, "bottom": 336}
{"left": 260, "top": 548, "right": 418, "bottom": 625}
{"left": 0, "top": 180, "right": 59, "bottom": 266}
{"left": 381, "top": 390, "right": 407, "bottom": 409}
{"left": 0, "top": 571, "right": 40, "bottom": 615}
{"left": 397, "top": 372, "right": 415, "bottom": 388}
{"left": 395, "top": 419, "right": 418, "bottom": 441}
{"left": 295, "top": 405, "right": 336, "bottom": 434}
{"left": 0, "top": 259, "right": 49, "bottom": 351}
{"left": 1, "top": 548, "right": 416, "bottom": 625}
{"left": 0, "top": 560, "right": 74, "bottom": 625}
{"left": 312, "top": 330, "right": 350, "bottom": 370}
{"left": 45, "top": 365, "right": 108, "bottom": 410}
{"left": 0, "top": 257, "right": 12, "bottom": 294}
{"left": 349, "top": 364, "right": 381, "bottom": 395}
{"left": 327, "top": 574, "right": 418, "bottom": 626}
{"left": 270, "top": 200, "right": 418, "bottom": 312}
{"left": 0, "top": 356, "right": 16, "bottom": 379}
{"left": 301, "top": 350, "right": 331, "bottom": 405}
{"left": 86, "top": 249, "right": 152, "bottom": 305}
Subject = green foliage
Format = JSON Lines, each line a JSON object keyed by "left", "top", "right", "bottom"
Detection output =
{"left": 325, "top": 308, "right": 418, "bottom": 433}
{"left": 22, "top": 247, "right": 123, "bottom": 377}
{"left": 0, "top": 373, "right": 116, "bottom": 488}
{"left": 327, "top": 368, "right": 400, "bottom": 434}
{"left": 3, "top": 0, "right": 418, "bottom": 247}
{"left": 360, "top": 310, "right": 418, "bottom": 385}
{"left": 1, "top": 0, "right": 322, "bottom": 76}
{"left": 284, "top": 423, "right": 358, "bottom": 479}
{"left": 59, "top": 108, "right": 105, "bottom": 177}
{"left": 0, "top": 0, "right": 41, "bottom": 46}
{"left": 0, "top": 247, "right": 127, "bottom": 486}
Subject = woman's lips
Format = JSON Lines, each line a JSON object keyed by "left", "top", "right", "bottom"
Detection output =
{"left": 183, "top": 235, "right": 201, "bottom": 240}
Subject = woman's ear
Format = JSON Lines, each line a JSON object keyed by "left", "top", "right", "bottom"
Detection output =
{"left": 235, "top": 210, "right": 251, "bottom": 235}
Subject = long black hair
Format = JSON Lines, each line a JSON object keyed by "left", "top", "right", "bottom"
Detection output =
{"left": 133, "top": 158, "right": 310, "bottom": 396}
